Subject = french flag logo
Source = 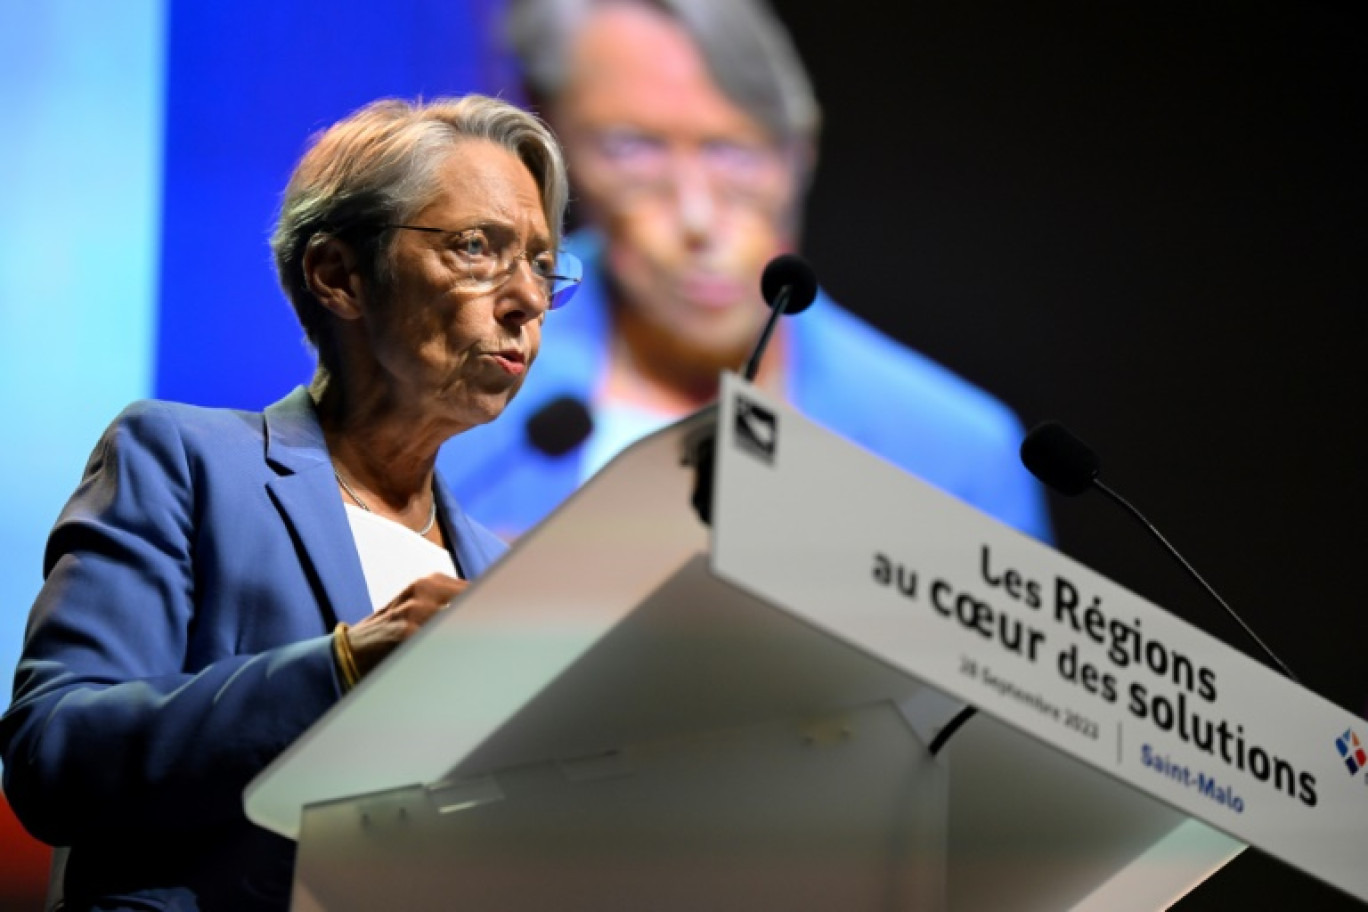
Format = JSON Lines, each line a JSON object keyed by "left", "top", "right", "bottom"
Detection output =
{"left": 1335, "top": 730, "right": 1367, "bottom": 775}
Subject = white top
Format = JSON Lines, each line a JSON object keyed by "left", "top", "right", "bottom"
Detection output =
{"left": 343, "top": 504, "right": 460, "bottom": 612}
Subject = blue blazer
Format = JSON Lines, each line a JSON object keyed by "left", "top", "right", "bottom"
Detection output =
{"left": 0, "top": 387, "right": 506, "bottom": 911}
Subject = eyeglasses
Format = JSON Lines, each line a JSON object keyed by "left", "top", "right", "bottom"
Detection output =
{"left": 384, "top": 224, "right": 582, "bottom": 310}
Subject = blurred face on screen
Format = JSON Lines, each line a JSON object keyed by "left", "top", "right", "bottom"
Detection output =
{"left": 554, "top": 4, "right": 800, "bottom": 369}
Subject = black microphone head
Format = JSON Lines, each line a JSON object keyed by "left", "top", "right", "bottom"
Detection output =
{"left": 760, "top": 254, "right": 818, "bottom": 315}
{"left": 526, "top": 396, "right": 594, "bottom": 457}
{"left": 1020, "top": 420, "right": 1100, "bottom": 496}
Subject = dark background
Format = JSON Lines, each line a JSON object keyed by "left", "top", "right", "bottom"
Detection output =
{"left": 776, "top": 1, "right": 1366, "bottom": 907}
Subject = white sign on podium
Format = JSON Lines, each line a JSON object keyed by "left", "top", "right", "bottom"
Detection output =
{"left": 710, "top": 373, "right": 1367, "bottom": 906}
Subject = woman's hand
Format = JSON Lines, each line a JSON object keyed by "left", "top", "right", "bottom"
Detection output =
{"left": 345, "top": 573, "right": 466, "bottom": 678}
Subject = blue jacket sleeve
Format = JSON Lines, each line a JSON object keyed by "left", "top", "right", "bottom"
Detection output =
{"left": 0, "top": 403, "right": 343, "bottom": 845}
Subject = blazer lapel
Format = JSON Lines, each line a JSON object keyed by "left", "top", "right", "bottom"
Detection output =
{"left": 434, "top": 474, "right": 503, "bottom": 579}
{"left": 262, "top": 388, "right": 372, "bottom": 627}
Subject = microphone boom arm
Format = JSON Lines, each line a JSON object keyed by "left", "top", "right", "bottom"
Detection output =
{"left": 1092, "top": 478, "right": 1301, "bottom": 684}
{"left": 742, "top": 285, "right": 792, "bottom": 381}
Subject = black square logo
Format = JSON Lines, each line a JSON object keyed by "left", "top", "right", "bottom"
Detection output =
{"left": 734, "top": 395, "right": 777, "bottom": 464}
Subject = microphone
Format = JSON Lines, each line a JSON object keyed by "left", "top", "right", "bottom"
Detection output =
{"left": 1020, "top": 420, "right": 1300, "bottom": 684}
{"left": 692, "top": 255, "right": 819, "bottom": 527}
{"left": 1018, "top": 420, "right": 1099, "bottom": 496}
{"left": 741, "top": 254, "right": 819, "bottom": 381}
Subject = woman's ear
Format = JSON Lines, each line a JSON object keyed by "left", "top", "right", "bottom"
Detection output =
{"left": 303, "top": 236, "right": 366, "bottom": 320}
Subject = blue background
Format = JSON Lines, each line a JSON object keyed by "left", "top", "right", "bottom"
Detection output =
{"left": 1, "top": 0, "right": 166, "bottom": 710}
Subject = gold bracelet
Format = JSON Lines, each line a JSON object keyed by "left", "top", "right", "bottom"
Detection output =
{"left": 333, "top": 622, "right": 360, "bottom": 691}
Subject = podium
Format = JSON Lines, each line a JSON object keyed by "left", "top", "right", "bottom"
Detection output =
{"left": 246, "top": 375, "right": 1368, "bottom": 910}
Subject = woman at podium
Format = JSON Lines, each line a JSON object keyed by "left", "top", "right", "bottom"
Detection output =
{"left": 0, "top": 95, "right": 577, "bottom": 911}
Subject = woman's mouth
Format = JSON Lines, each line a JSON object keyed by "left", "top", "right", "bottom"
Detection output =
{"left": 484, "top": 350, "right": 526, "bottom": 376}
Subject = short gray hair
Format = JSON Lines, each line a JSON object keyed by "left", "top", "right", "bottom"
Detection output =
{"left": 506, "top": 0, "right": 820, "bottom": 145}
{"left": 271, "top": 94, "right": 569, "bottom": 357}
